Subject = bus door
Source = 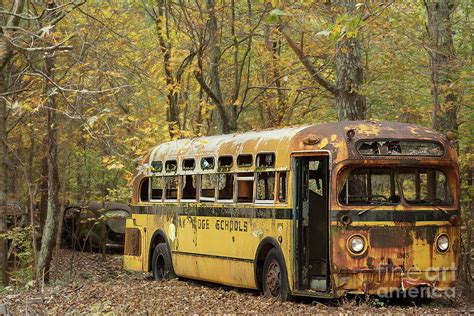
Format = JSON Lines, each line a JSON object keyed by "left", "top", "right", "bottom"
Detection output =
{"left": 294, "top": 155, "right": 329, "bottom": 292}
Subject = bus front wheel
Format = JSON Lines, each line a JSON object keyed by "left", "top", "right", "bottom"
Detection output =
{"left": 262, "top": 248, "right": 289, "bottom": 301}
{"left": 152, "top": 243, "right": 175, "bottom": 280}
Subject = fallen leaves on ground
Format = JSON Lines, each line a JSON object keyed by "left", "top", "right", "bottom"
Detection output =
{"left": 0, "top": 250, "right": 472, "bottom": 314}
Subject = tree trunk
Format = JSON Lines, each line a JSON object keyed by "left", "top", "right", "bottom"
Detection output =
{"left": 155, "top": 0, "right": 179, "bottom": 139}
{"left": 0, "top": 0, "right": 25, "bottom": 287}
{"left": 265, "top": 25, "right": 286, "bottom": 127}
{"left": 335, "top": 36, "right": 366, "bottom": 121}
{"left": 36, "top": 33, "right": 60, "bottom": 284}
{"left": 39, "top": 157, "right": 49, "bottom": 229}
{"left": 283, "top": 30, "right": 366, "bottom": 122}
{"left": 206, "top": 0, "right": 229, "bottom": 134}
{"left": 0, "top": 68, "right": 8, "bottom": 287}
{"left": 283, "top": 1, "right": 367, "bottom": 121}
{"left": 425, "top": 0, "right": 458, "bottom": 135}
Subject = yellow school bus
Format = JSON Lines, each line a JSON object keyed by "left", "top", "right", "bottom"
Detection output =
{"left": 123, "top": 121, "right": 460, "bottom": 300}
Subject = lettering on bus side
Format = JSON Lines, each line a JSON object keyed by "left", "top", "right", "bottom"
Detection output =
{"left": 180, "top": 217, "right": 249, "bottom": 233}
{"left": 197, "top": 218, "right": 210, "bottom": 230}
{"left": 215, "top": 219, "right": 248, "bottom": 232}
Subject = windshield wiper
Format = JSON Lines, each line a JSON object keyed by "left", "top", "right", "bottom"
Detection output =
{"left": 358, "top": 205, "right": 381, "bottom": 216}
{"left": 433, "top": 206, "right": 447, "bottom": 214}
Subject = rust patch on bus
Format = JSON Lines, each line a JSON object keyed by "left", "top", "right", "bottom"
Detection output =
{"left": 370, "top": 227, "right": 412, "bottom": 248}
{"left": 124, "top": 228, "right": 141, "bottom": 256}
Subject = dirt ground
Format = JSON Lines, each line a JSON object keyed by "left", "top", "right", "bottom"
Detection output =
{"left": 1, "top": 250, "right": 472, "bottom": 314}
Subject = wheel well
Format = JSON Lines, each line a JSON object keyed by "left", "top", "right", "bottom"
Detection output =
{"left": 254, "top": 237, "right": 280, "bottom": 292}
{"left": 148, "top": 230, "right": 167, "bottom": 272}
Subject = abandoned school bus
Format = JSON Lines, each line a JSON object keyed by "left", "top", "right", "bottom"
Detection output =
{"left": 123, "top": 121, "right": 460, "bottom": 300}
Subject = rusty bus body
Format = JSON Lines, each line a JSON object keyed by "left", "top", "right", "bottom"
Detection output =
{"left": 124, "top": 121, "right": 460, "bottom": 299}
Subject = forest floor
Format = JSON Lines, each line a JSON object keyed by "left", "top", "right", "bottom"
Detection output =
{"left": 1, "top": 250, "right": 473, "bottom": 314}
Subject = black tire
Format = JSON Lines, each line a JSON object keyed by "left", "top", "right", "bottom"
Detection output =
{"left": 262, "top": 248, "right": 290, "bottom": 301}
{"left": 152, "top": 243, "right": 176, "bottom": 280}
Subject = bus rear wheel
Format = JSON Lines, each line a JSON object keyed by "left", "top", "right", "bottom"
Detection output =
{"left": 262, "top": 248, "right": 289, "bottom": 301}
{"left": 152, "top": 243, "right": 175, "bottom": 280}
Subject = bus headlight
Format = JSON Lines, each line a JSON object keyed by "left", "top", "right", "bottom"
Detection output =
{"left": 436, "top": 234, "right": 449, "bottom": 252}
{"left": 348, "top": 235, "right": 366, "bottom": 254}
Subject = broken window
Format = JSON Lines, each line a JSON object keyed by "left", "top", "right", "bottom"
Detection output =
{"left": 339, "top": 167, "right": 453, "bottom": 206}
{"left": 151, "top": 176, "right": 164, "bottom": 201}
{"left": 278, "top": 172, "right": 287, "bottom": 203}
{"left": 151, "top": 161, "right": 162, "bottom": 173}
{"left": 183, "top": 158, "right": 195, "bottom": 171}
{"left": 256, "top": 153, "right": 275, "bottom": 168}
{"left": 399, "top": 169, "right": 453, "bottom": 205}
{"left": 182, "top": 175, "right": 197, "bottom": 201}
{"left": 237, "top": 173, "right": 254, "bottom": 203}
{"left": 256, "top": 172, "right": 275, "bottom": 202}
{"left": 165, "top": 176, "right": 178, "bottom": 200}
{"left": 165, "top": 160, "right": 177, "bottom": 173}
{"left": 200, "top": 174, "right": 216, "bottom": 201}
{"left": 308, "top": 161, "right": 323, "bottom": 197}
{"left": 201, "top": 157, "right": 215, "bottom": 170}
{"left": 339, "top": 168, "right": 399, "bottom": 205}
{"left": 140, "top": 177, "right": 149, "bottom": 202}
{"left": 357, "top": 140, "right": 444, "bottom": 157}
{"left": 237, "top": 154, "right": 252, "bottom": 167}
{"left": 217, "top": 174, "right": 234, "bottom": 201}
{"left": 218, "top": 156, "right": 233, "bottom": 168}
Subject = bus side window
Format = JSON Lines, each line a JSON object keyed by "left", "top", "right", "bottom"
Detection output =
{"left": 182, "top": 174, "right": 197, "bottom": 201}
{"left": 165, "top": 176, "right": 178, "bottom": 200}
{"left": 217, "top": 174, "right": 234, "bottom": 201}
{"left": 256, "top": 172, "right": 275, "bottom": 203}
{"left": 201, "top": 174, "right": 216, "bottom": 202}
{"left": 151, "top": 176, "right": 164, "bottom": 201}
{"left": 278, "top": 172, "right": 287, "bottom": 203}
{"left": 237, "top": 173, "right": 254, "bottom": 203}
{"left": 140, "top": 177, "right": 149, "bottom": 202}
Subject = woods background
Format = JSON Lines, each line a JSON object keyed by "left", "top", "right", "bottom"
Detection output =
{"left": 0, "top": 0, "right": 472, "bottom": 291}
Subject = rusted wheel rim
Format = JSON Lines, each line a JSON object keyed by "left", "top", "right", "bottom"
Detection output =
{"left": 265, "top": 260, "right": 281, "bottom": 297}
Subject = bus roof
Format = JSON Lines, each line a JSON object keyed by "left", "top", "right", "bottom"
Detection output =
{"left": 145, "top": 121, "right": 454, "bottom": 171}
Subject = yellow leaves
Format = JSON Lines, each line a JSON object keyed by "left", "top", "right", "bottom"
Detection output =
{"left": 102, "top": 156, "right": 125, "bottom": 170}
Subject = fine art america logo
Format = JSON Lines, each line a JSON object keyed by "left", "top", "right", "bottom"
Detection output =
{"left": 373, "top": 262, "right": 457, "bottom": 299}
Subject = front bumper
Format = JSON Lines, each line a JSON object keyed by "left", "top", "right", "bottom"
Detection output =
{"left": 332, "top": 267, "right": 457, "bottom": 297}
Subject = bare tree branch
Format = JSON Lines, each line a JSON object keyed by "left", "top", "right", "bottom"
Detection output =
{"left": 281, "top": 31, "right": 337, "bottom": 95}
{"left": 193, "top": 70, "right": 221, "bottom": 106}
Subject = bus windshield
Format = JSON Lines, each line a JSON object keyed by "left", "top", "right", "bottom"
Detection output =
{"left": 339, "top": 167, "right": 453, "bottom": 206}
{"left": 398, "top": 169, "right": 453, "bottom": 206}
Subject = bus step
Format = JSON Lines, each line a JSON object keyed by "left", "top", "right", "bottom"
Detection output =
{"left": 309, "top": 277, "right": 327, "bottom": 292}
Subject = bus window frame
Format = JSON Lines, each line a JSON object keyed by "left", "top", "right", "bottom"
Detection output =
{"left": 236, "top": 172, "right": 255, "bottom": 204}
{"left": 276, "top": 171, "right": 288, "bottom": 204}
{"left": 139, "top": 176, "right": 150, "bottom": 202}
{"left": 335, "top": 162, "right": 457, "bottom": 209}
{"left": 218, "top": 156, "right": 233, "bottom": 169}
{"left": 337, "top": 167, "right": 398, "bottom": 206}
{"left": 164, "top": 175, "right": 179, "bottom": 202}
{"left": 149, "top": 174, "right": 164, "bottom": 202}
{"left": 182, "top": 158, "right": 196, "bottom": 171}
{"left": 201, "top": 156, "right": 216, "bottom": 171}
{"left": 237, "top": 154, "right": 253, "bottom": 168}
{"left": 256, "top": 152, "right": 276, "bottom": 168}
{"left": 163, "top": 158, "right": 179, "bottom": 202}
{"left": 216, "top": 172, "right": 235, "bottom": 203}
{"left": 255, "top": 170, "right": 276, "bottom": 205}
{"left": 165, "top": 159, "right": 178, "bottom": 173}
{"left": 200, "top": 173, "right": 217, "bottom": 202}
{"left": 181, "top": 173, "right": 198, "bottom": 202}
{"left": 356, "top": 139, "right": 445, "bottom": 158}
